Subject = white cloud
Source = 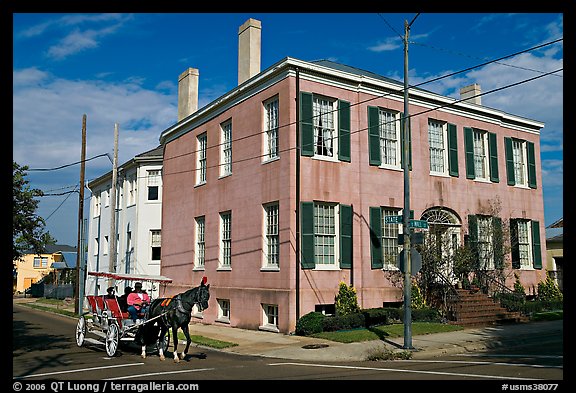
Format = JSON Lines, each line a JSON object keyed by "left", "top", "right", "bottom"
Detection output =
{"left": 13, "top": 67, "right": 176, "bottom": 178}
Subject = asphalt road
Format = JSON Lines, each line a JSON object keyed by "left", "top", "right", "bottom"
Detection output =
{"left": 12, "top": 303, "right": 563, "bottom": 384}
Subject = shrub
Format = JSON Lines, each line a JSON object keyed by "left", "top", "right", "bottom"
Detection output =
{"left": 322, "top": 312, "right": 366, "bottom": 332}
{"left": 537, "top": 276, "right": 563, "bottom": 303}
{"left": 362, "top": 308, "right": 389, "bottom": 327}
{"left": 335, "top": 282, "right": 360, "bottom": 316}
{"left": 295, "top": 312, "right": 325, "bottom": 336}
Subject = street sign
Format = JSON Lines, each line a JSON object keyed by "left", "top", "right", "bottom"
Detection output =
{"left": 384, "top": 215, "right": 403, "bottom": 224}
{"left": 398, "top": 248, "right": 422, "bottom": 275}
{"left": 409, "top": 219, "right": 429, "bottom": 229}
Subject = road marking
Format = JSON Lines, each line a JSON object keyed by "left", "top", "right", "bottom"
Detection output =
{"left": 13, "top": 363, "right": 145, "bottom": 379}
{"left": 456, "top": 353, "right": 563, "bottom": 359}
{"left": 105, "top": 368, "right": 216, "bottom": 380}
{"left": 394, "top": 359, "right": 563, "bottom": 369}
{"left": 268, "top": 362, "right": 539, "bottom": 380}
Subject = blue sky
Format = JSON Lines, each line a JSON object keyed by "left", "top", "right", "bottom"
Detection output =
{"left": 12, "top": 13, "right": 563, "bottom": 247}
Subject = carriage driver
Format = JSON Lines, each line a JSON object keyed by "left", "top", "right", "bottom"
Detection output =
{"left": 127, "top": 282, "right": 150, "bottom": 323}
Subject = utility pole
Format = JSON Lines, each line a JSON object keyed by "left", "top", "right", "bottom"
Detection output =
{"left": 402, "top": 14, "right": 419, "bottom": 350}
{"left": 75, "top": 114, "right": 87, "bottom": 315}
{"left": 108, "top": 123, "right": 119, "bottom": 287}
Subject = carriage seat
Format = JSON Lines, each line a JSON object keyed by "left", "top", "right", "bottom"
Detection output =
{"left": 104, "top": 297, "right": 130, "bottom": 319}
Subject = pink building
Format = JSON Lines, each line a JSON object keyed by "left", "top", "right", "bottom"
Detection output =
{"left": 159, "top": 19, "right": 546, "bottom": 333}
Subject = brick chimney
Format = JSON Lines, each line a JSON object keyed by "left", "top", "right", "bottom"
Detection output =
{"left": 459, "top": 83, "right": 482, "bottom": 105}
{"left": 177, "top": 67, "right": 199, "bottom": 121}
{"left": 238, "top": 18, "right": 261, "bottom": 85}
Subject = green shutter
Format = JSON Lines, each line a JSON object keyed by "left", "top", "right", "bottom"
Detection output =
{"left": 531, "top": 220, "right": 542, "bottom": 269}
{"left": 400, "top": 113, "right": 412, "bottom": 170}
{"left": 527, "top": 141, "right": 537, "bottom": 189}
{"left": 488, "top": 132, "right": 499, "bottom": 183}
{"left": 468, "top": 215, "right": 479, "bottom": 268}
{"left": 339, "top": 204, "right": 353, "bottom": 269}
{"left": 367, "top": 106, "right": 381, "bottom": 166}
{"left": 301, "top": 202, "right": 315, "bottom": 269}
{"left": 504, "top": 137, "right": 515, "bottom": 186}
{"left": 338, "top": 100, "right": 351, "bottom": 162}
{"left": 464, "top": 127, "right": 475, "bottom": 179}
{"left": 369, "top": 207, "right": 383, "bottom": 269}
{"left": 510, "top": 218, "right": 520, "bottom": 269}
{"left": 300, "top": 92, "right": 314, "bottom": 157}
{"left": 492, "top": 216, "right": 503, "bottom": 269}
{"left": 447, "top": 123, "right": 459, "bottom": 177}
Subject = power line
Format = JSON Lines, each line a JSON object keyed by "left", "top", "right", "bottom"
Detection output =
{"left": 27, "top": 153, "right": 111, "bottom": 172}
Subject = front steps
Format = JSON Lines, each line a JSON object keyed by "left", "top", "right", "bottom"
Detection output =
{"left": 449, "top": 288, "right": 529, "bottom": 327}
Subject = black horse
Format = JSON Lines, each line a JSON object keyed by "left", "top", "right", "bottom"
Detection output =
{"left": 135, "top": 277, "right": 210, "bottom": 362}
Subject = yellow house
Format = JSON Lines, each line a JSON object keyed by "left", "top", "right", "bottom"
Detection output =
{"left": 546, "top": 218, "right": 563, "bottom": 291}
{"left": 14, "top": 245, "right": 77, "bottom": 294}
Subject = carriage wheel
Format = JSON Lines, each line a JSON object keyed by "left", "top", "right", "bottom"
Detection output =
{"left": 75, "top": 316, "right": 86, "bottom": 347}
{"left": 105, "top": 323, "right": 120, "bottom": 357}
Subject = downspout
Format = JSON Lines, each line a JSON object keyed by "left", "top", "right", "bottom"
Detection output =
{"left": 295, "top": 67, "right": 301, "bottom": 323}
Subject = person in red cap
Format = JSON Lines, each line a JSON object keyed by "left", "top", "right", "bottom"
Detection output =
{"left": 127, "top": 282, "right": 150, "bottom": 323}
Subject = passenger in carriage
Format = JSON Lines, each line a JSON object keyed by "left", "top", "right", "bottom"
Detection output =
{"left": 127, "top": 282, "right": 150, "bottom": 323}
{"left": 118, "top": 286, "right": 132, "bottom": 312}
{"left": 104, "top": 287, "right": 116, "bottom": 299}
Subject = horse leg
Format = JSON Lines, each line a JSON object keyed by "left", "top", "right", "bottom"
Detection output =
{"left": 180, "top": 323, "right": 192, "bottom": 360}
{"left": 141, "top": 344, "right": 147, "bottom": 359}
{"left": 158, "top": 327, "right": 166, "bottom": 361}
{"left": 172, "top": 325, "right": 180, "bottom": 363}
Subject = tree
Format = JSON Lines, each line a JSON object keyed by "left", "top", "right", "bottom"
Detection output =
{"left": 13, "top": 161, "right": 56, "bottom": 261}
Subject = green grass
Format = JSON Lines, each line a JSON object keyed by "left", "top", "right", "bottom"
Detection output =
{"left": 530, "top": 310, "right": 563, "bottom": 321}
{"left": 311, "top": 322, "right": 464, "bottom": 343}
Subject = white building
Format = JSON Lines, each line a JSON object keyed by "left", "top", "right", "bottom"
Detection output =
{"left": 85, "top": 145, "right": 164, "bottom": 298}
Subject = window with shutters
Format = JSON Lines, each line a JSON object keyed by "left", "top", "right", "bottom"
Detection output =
{"left": 93, "top": 192, "right": 101, "bottom": 217}
{"left": 510, "top": 218, "right": 541, "bottom": 270}
{"left": 473, "top": 130, "right": 489, "bottom": 180}
{"left": 263, "top": 97, "right": 279, "bottom": 161}
{"left": 314, "top": 203, "right": 338, "bottom": 266}
{"left": 313, "top": 96, "right": 338, "bottom": 159}
{"left": 428, "top": 119, "right": 447, "bottom": 175}
{"left": 381, "top": 208, "right": 401, "bottom": 270}
{"left": 379, "top": 110, "right": 401, "bottom": 167}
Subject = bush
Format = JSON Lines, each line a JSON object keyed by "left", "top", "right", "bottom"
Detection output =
{"left": 322, "top": 312, "right": 366, "bottom": 332}
{"left": 362, "top": 308, "right": 389, "bottom": 327}
{"left": 537, "top": 276, "right": 563, "bottom": 303}
{"left": 295, "top": 312, "right": 325, "bottom": 336}
{"left": 335, "top": 282, "right": 360, "bottom": 316}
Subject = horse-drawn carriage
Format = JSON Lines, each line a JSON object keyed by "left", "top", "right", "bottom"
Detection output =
{"left": 75, "top": 272, "right": 210, "bottom": 362}
{"left": 75, "top": 271, "right": 173, "bottom": 357}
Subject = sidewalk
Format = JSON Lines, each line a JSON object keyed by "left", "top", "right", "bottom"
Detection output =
{"left": 14, "top": 296, "right": 562, "bottom": 362}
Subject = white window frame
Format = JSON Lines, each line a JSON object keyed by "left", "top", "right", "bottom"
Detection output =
{"left": 312, "top": 96, "right": 338, "bottom": 160}
{"left": 477, "top": 216, "right": 494, "bottom": 270}
{"left": 147, "top": 170, "right": 161, "bottom": 201}
{"left": 127, "top": 177, "right": 136, "bottom": 206}
{"left": 263, "top": 203, "right": 280, "bottom": 269}
{"left": 94, "top": 237, "right": 99, "bottom": 256}
{"left": 313, "top": 202, "right": 339, "bottom": 269}
{"left": 219, "top": 211, "right": 232, "bottom": 269}
{"left": 220, "top": 120, "right": 232, "bottom": 177}
{"left": 217, "top": 298, "right": 230, "bottom": 323}
{"left": 379, "top": 109, "right": 401, "bottom": 168}
{"left": 195, "top": 216, "right": 205, "bottom": 269}
{"left": 473, "top": 129, "right": 489, "bottom": 181}
{"left": 263, "top": 97, "right": 279, "bottom": 161}
{"left": 103, "top": 235, "right": 109, "bottom": 255}
{"left": 428, "top": 119, "right": 448, "bottom": 175}
{"left": 196, "top": 133, "right": 207, "bottom": 185}
{"left": 381, "top": 207, "right": 402, "bottom": 270}
{"left": 260, "top": 303, "right": 279, "bottom": 332}
{"left": 151, "top": 230, "right": 161, "bottom": 261}
{"left": 103, "top": 189, "right": 110, "bottom": 207}
{"left": 516, "top": 220, "right": 533, "bottom": 269}
{"left": 512, "top": 139, "right": 528, "bottom": 187}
